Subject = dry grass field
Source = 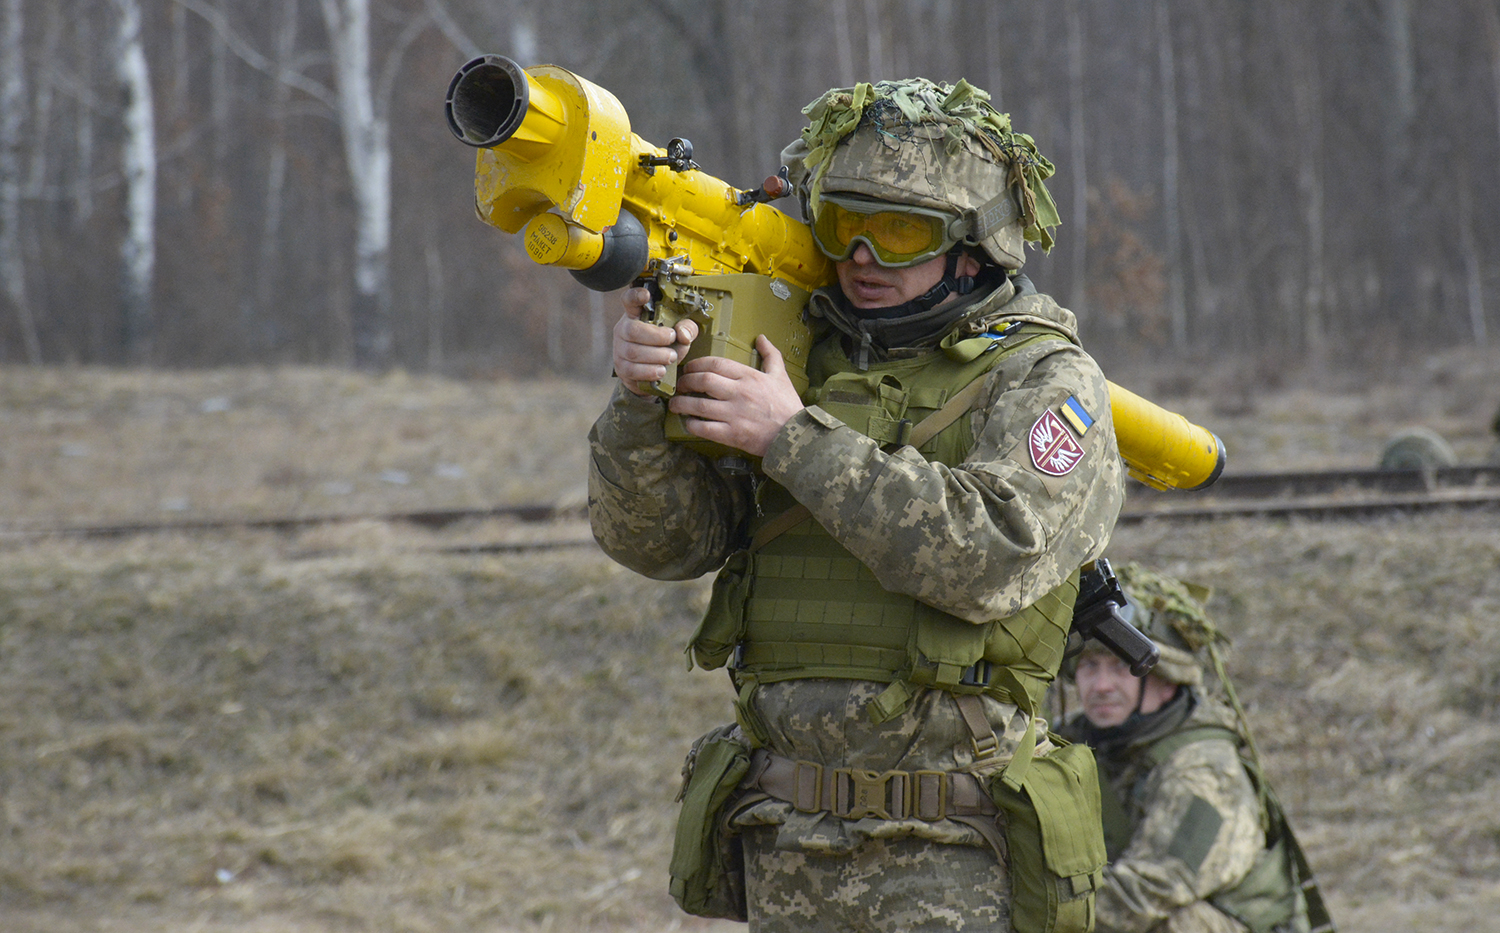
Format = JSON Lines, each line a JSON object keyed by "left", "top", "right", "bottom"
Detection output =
{"left": 0, "top": 350, "right": 1497, "bottom": 932}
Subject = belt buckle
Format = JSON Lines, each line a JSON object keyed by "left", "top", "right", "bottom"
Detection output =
{"left": 833, "top": 768, "right": 910, "bottom": 821}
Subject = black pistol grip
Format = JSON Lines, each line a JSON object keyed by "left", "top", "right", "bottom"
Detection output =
{"left": 1092, "top": 609, "right": 1161, "bottom": 677}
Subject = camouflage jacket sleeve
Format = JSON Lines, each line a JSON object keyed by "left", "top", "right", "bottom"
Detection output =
{"left": 1094, "top": 737, "right": 1265, "bottom": 933}
{"left": 760, "top": 340, "right": 1124, "bottom": 622}
{"left": 587, "top": 384, "right": 751, "bottom": 580}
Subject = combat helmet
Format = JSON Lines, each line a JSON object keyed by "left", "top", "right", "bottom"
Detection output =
{"left": 782, "top": 77, "right": 1061, "bottom": 271}
{"left": 1105, "top": 562, "right": 1229, "bottom": 689}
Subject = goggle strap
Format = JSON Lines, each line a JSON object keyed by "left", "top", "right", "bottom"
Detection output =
{"left": 970, "top": 190, "right": 1020, "bottom": 241}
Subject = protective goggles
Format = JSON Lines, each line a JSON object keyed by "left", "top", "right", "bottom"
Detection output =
{"left": 811, "top": 195, "right": 970, "bottom": 268}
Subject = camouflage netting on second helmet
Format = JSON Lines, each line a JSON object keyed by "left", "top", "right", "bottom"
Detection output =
{"left": 782, "top": 77, "right": 1061, "bottom": 269}
{"left": 1112, "top": 562, "right": 1231, "bottom": 689}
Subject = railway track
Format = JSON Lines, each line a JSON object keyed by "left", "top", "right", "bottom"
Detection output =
{"left": 3, "top": 465, "right": 1497, "bottom": 548}
{"left": 1119, "top": 464, "right": 1500, "bottom": 522}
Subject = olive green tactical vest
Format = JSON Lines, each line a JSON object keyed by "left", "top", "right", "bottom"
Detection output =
{"left": 691, "top": 325, "right": 1080, "bottom": 721}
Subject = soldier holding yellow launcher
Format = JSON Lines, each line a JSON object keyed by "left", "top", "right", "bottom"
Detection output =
{"left": 447, "top": 56, "right": 1225, "bottom": 933}
{"left": 595, "top": 77, "right": 1119, "bottom": 932}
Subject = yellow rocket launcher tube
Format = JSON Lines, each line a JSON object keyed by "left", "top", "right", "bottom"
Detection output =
{"left": 1106, "top": 382, "right": 1225, "bottom": 490}
{"left": 444, "top": 54, "right": 833, "bottom": 294}
{"left": 445, "top": 55, "right": 1227, "bottom": 491}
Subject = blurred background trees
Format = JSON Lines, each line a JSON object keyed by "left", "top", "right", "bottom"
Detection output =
{"left": 1, "top": 0, "right": 1497, "bottom": 377}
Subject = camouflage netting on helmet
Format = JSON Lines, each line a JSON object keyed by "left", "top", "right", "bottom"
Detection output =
{"left": 1113, "top": 562, "right": 1229, "bottom": 689}
{"left": 786, "top": 78, "right": 1061, "bottom": 268}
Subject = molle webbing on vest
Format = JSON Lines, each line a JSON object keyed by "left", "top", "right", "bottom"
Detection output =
{"left": 695, "top": 322, "right": 1082, "bottom": 719}
{"left": 736, "top": 514, "right": 1078, "bottom": 721}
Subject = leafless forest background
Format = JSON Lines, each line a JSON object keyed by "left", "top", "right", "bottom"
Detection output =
{"left": 3, "top": 0, "right": 1499, "bottom": 375}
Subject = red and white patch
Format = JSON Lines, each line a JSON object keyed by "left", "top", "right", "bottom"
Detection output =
{"left": 1028, "top": 409, "right": 1086, "bottom": 476}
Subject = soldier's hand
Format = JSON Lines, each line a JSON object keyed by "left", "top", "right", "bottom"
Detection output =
{"left": 670, "top": 335, "right": 804, "bottom": 458}
{"left": 613, "top": 287, "right": 697, "bottom": 397}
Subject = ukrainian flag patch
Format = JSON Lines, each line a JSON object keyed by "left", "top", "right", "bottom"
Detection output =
{"left": 1060, "top": 395, "right": 1094, "bottom": 436}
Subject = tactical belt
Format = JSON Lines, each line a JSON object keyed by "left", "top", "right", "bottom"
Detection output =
{"left": 741, "top": 748, "right": 997, "bottom": 822}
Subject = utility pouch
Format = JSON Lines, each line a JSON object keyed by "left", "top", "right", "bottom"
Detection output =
{"left": 1211, "top": 833, "right": 1300, "bottom": 933}
{"left": 686, "top": 550, "right": 753, "bottom": 670}
{"left": 668, "top": 725, "right": 753, "bottom": 921}
{"left": 990, "top": 738, "right": 1107, "bottom": 933}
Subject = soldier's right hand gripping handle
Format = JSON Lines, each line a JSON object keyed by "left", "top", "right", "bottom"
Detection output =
{"left": 1070, "top": 558, "right": 1161, "bottom": 676}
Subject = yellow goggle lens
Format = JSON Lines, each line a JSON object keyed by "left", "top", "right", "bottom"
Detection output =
{"left": 813, "top": 201, "right": 955, "bottom": 266}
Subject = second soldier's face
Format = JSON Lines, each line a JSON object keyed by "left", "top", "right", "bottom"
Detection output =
{"left": 1075, "top": 653, "right": 1144, "bottom": 728}
{"left": 1076, "top": 653, "right": 1178, "bottom": 728}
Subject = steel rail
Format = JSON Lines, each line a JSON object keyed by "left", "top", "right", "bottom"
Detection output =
{"left": 1129, "top": 464, "right": 1500, "bottom": 502}
{"left": 4, "top": 465, "right": 1498, "bottom": 545}
{"left": 0, "top": 503, "right": 586, "bottom": 541}
{"left": 1119, "top": 486, "right": 1500, "bottom": 524}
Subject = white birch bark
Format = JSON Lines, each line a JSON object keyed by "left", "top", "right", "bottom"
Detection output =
{"left": 319, "top": 0, "right": 392, "bottom": 368}
{"left": 0, "top": 0, "right": 39, "bottom": 362}
{"left": 114, "top": 0, "right": 156, "bottom": 364}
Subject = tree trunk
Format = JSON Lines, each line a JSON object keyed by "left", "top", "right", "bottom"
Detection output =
{"left": 0, "top": 0, "right": 40, "bottom": 362}
{"left": 862, "top": 0, "right": 885, "bottom": 79}
{"left": 256, "top": 0, "right": 299, "bottom": 345}
{"left": 115, "top": 0, "right": 156, "bottom": 365}
{"left": 1066, "top": 0, "right": 1087, "bottom": 317}
{"left": 1457, "top": 159, "right": 1487, "bottom": 345}
{"left": 1381, "top": 0, "right": 1418, "bottom": 332}
{"left": 425, "top": 241, "right": 444, "bottom": 370}
{"left": 319, "top": 0, "right": 392, "bottom": 369}
{"left": 1157, "top": 0, "right": 1185, "bottom": 349}
{"left": 832, "top": 0, "right": 855, "bottom": 86}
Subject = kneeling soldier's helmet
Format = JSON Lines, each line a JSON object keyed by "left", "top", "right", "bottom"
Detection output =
{"left": 782, "top": 77, "right": 1061, "bottom": 271}
{"left": 1106, "top": 563, "right": 1230, "bottom": 688}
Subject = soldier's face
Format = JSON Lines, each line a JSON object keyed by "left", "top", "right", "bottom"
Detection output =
{"left": 1075, "top": 653, "right": 1177, "bottom": 728}
{"left": 836, "top": 243, "right": 980, "bottom": 310}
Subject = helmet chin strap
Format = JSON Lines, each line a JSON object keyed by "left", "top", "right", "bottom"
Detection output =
{"left": 855, "top": 247, "right": 978, "bottom": 321}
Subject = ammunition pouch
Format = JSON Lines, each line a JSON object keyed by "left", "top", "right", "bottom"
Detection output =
{"left": 686, "top": 548, "right": 752, "bottom": 671}
{"left": 668, "top": 724, "right": 754, "bottom": 921}
{"left": 989, "top": 736, "right": 1108, "bottom": 933}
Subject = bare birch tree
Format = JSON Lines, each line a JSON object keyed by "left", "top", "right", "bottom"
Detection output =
{"left": 319, "top": 0, "right": 392, "bottom": 368}
{"left": 114, "top": 0, "right": 156, "bottom": 364}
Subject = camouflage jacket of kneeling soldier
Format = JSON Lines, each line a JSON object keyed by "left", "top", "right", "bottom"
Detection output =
{"left": 1060, "top": 689, "right": 1304, "bottom": 933}
{"left": 588, "top": 276, "right": 1125, "bottom": 852}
